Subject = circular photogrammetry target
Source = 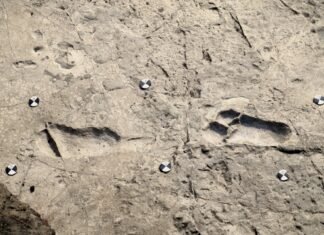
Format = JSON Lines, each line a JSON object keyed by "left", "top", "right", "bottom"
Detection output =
{"left": 29, "top": 96, "right": 40, "bottom": 107}
{"left": 159, "top": 161, "right": 171, "bottom": 174}
{"left": 313, "top": 95, "right": 324, "bottom": 105}
{"left": 277, "top": 169, "right": 289, "bottom": 182}
{"left": 139, "top": 79, "right": 152, "bottom": 90}
{"left": 5, "top": 164, "right": 17, "bottom": 176}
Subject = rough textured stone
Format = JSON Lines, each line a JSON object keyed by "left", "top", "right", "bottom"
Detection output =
{"left": 0, "top": 183, "right": 55, "bottom": 235}
{"left": 0, "top": 0, "right": 324, "bottom": 234}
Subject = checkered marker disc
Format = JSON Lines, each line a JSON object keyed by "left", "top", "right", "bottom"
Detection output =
{"left": 313, "top": 95, "right": 324, "bottom": 105}
{"left": 277, "top": 169, "right": 289, "bottom": 182}
{"left": 159, "top": 161, "right": 171, "bottom": 173}
{"left": 29, "top": 96, "right": 40, "bottom": 107}
{"left": 139, "top": 79, "right": 152, "bottom": 90}
{"left": 5, "top": 164, "right": 17, "bottom": 176}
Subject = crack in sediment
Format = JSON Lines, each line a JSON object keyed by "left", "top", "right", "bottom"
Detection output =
{"left": 178, "top": 27, "right": 188, "bottom": 70}
{"left": 310, "top": 158, "right": 323, "bottom": 175}
{"left": 149, "top": 59, "right": 170, "bottom": 78}
{"left": 178, "top": 26, "right": 192, "bottom": 152}
{"left": 279, "top": 0, "right": 299, "bottom": 15}
{"left": 230, "top": 12, "right": 252, "bottom": 48}
{"left": 188, "top": 179, "right": 197, "bottom": 200}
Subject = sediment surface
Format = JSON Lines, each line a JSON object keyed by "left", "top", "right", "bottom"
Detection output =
{"left": 0, "top": 0, "right": 324, "bottom": 234}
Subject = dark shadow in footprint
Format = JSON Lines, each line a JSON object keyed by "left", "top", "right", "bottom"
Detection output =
{"left": 42, "top": 129, "right": 62, "bottom": 157}
{"left": 13, "top": 60, "right": 37, "bottom": 69}
{"left": 209, "top": 122, "right": 228, "bottom": 136}
{"left": 228, "top": 118, "right": 240, "bottom": 126}
{"left": 50, "top": 123, "right": 121, "bottom": 142}
{"left": 219, "top": 109, "right": 241, "bottom": 120}
{"left": 239, "top": 115, "right": 291, "bottom": 137}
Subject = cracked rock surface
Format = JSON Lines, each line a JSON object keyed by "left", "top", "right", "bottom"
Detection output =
{"left": 0, "top": 0, "right": 324, "bottom": 234}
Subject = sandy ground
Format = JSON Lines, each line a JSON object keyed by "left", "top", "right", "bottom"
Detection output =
{"left": 0, "top": 0, "right": 324, "bottom": 234}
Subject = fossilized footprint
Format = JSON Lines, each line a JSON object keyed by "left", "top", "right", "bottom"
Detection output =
{"left": 35, "top": 123, "right": 121, "bottom": 159}
{"left": 206, "top": 109, "right": 292, "bottom": 146}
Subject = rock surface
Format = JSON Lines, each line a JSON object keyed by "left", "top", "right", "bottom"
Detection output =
{"left": 0, "top": 183, "right": 55, "bottom": 235}
{"left": 0, "top": 0, "right": 324, "bottom": 234}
